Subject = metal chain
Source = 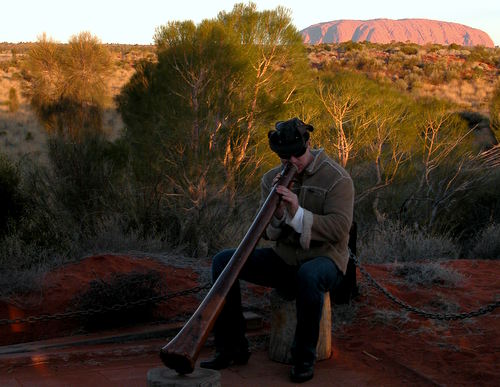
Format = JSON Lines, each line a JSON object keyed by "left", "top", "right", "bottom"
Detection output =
{"left": 0, "top": 283, "right": 211, "bottom": 326}
{"left": 3, "top": 255, "right": 499, "bottom": 325}
{"left": 351, "top": 253, "right": 500, "bottom": 320}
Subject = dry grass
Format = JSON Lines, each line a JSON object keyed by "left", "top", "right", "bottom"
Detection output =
{"left": 470, "top": 223, "right": 500, "bottom": 260}
{"left": 392, "top": 262, "right": 463, "bottom": 288}
{"left": 359, "top": 220, "right": 459, "bottom": 264}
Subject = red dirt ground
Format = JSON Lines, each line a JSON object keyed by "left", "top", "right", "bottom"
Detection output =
{"left": 0, "top": 254, "right": 199, "bottom": 346}
{"left": 1, "top": 255, "right": 499, "bottom": 385}
{"left": 335, "top": 260, "right": 500, "bottom": 385}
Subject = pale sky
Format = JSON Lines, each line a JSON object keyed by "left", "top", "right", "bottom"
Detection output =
{"left": 1, "top": 0, "right": 499, "bottom": 45}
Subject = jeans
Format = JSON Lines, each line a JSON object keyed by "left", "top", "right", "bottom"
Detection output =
{"left": 211, "top": 247, "right": 344, "bottom": 364}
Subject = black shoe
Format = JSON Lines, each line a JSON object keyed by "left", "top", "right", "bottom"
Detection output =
{"left": 200, "top": 349, "right": 251, "bottom": 370}
{"left": 290, "top": 363, "right": 314, "bottom": 383}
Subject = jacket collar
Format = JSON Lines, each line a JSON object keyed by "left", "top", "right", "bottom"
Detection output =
{"left": 304, "top": 148, "right": 325, "bottom": 175}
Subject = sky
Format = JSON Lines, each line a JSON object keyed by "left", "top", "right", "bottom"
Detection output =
{"left": 1, "top": 0, "right": 499, "bottom": 46}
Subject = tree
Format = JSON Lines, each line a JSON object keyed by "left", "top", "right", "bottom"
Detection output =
{"left": 116, "top": 3, "right": 311, "bottom": 253}
{"left": 400, "top": 104, "right": 478, "bottom": 231}
{"left": 356, "top": 96, "right": 409, "bottom": 223}
{"left": 316, "top": 77, "right": 367, "bottom": 167}
{"left": 216, "top": 3, "right": 309, "bottom": 168}
{"left": 118, "top": 3, "right": 310, "bottom": 186}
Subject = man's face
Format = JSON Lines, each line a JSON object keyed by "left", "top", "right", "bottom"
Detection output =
{"left": 280, "top": 147, "right": 311, "bottom": 174}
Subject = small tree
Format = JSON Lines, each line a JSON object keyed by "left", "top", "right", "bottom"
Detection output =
{"left": 403, "top": 106, "right": 478, "bottom": 231}
{"left": 315, "top": 71, "right": 374, "bottom": 167}
{"left": 356, "top": 96, "right": 410, "bottom": 223}
{"left": 217, "top": 3, "right": 309, "bottom": 168}
{"left": 26, "top": 32, "right": 112, "bottom": 140}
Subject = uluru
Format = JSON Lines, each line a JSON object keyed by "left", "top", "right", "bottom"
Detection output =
{"left": 301, "top": 18, "right": 494, "bottom": 47}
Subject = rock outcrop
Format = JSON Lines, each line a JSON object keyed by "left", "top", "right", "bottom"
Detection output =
{"left": 301, "top": 19, "right": 494, "bottom": 47}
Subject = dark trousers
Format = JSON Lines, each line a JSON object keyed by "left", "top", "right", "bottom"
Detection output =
{"left": 211, "top": 247, "right": 344, "bottom": 364}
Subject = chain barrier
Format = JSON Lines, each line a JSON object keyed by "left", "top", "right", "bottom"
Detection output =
{"left": 2, "top": 255, "right": 499, "bottom": 325}
{"left": 351, "top": 253, "right": 500, "bottom": 320}
{"left": 0, "top": 283, "right": 212, "bottom": 326}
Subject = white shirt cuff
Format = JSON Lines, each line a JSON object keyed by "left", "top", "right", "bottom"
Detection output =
{"left": 286, "top": 206, "right": 304, "bottom": 234}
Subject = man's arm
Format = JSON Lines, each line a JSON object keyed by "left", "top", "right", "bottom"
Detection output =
{"left": 300, "top": 177, "right": 354, "bottom": 250}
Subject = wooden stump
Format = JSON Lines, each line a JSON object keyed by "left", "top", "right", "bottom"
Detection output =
{"left": 268, "top": 291, "right": 331, "bottom": 364}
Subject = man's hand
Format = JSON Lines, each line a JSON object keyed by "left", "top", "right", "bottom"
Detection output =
{"left": 272, "top": 173, "right": 286, "bottom": 220}
{"left": 276, "top": 185, "right": 299, "bottom": 217}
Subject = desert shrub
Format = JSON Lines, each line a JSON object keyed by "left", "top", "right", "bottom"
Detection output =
{"left": 405, "top": 72, "right": 422, "bottom": 90}
{"left": 467, "top": 46, "right": 494, "bottom": 65}
{"left": 73, "top": 270, "right": 164, "bottom": 330}
{"left": 400, "top": 44, "right": 419, "bottom": 56}
{"left": 0, "top": 235, "right": 67, "bottom": 297}
{"left": 490, "top": 82, "right": 500, "bottom": 134}
{"left": 46, "top": 133, "right": 127, "bottom": 230}
{"left": 469, "top": 223, "right": 500, "bottom": 260}
{"left": 10, "top": 158, "right": 75, "bottom": 251}
{"left": 393, "top": 262, "right": 462, "bottom": 288}
{"left": 8, "top": 87, "right": 19, "bottom": 113}
{"left": 0, "top": 61, "right": 9, "bottom": 72}
{"left": 26, "top": 32, "right": 112, "bottom": 140}
{"left": 119, "top": 158, "right": 257, "bottom": 256}
{"left": 353, "top": 51, "right": 381, "bottom": 71}
{"left": 8, "top": 135, "right": 127, "bottom": 254}
{"left": 394, "top": 78, "right": 408, "bottom": 91}
{"left": 338, "top": 41, "right": 364, "bottom": 53}
{"left": 359, "top": 220, "right": 459, "bottom": 264}
{"left": 0, "top": 153, "right": 26, "bottom": 236}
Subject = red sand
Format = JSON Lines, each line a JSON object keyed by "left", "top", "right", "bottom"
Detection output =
{"left": 1, "top": 256, "right": 499, "bottom": 385}
{"left": 0, "top": 254, "right": 199, "bottom": 345}
{"left": 335, "top": 260, "right": 500, "bottom": 385}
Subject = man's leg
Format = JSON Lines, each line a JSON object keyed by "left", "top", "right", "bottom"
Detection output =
{"left": 202, "top": 247, "right": 296, "bottom": 369}
{"left": 291, "top": 257, "right": 344, "bottom": 382}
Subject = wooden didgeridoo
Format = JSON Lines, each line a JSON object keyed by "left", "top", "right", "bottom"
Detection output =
{"left": 160, "top": 162, "right": 297, "bottom": 374}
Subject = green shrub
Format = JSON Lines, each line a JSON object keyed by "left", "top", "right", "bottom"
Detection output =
{"left": 448, "top": 43, "right": 462, "bottom": 50}
{"left": 467, "top": 46, "right": 494, "bottom": 65}
{"left": 400, "top": 44, "right": 419, "bottom": 55}
{"left": 338, "top": 41, "right": 363, "bottom": 52}
{"left": 73, "top": 270, "right": 164, "bottom": 331}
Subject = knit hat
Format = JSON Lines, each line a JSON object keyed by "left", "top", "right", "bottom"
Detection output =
{"left": 268, "top": 118, "right": 314, "bottom": 159}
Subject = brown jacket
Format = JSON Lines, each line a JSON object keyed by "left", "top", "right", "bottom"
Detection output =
{"left": 261, "top": 149, "right": 354, "bottom": 274}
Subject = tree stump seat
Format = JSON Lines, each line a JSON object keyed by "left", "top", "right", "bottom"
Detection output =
{"left": 268, "top": 290, "right": 332, "bottom": 364}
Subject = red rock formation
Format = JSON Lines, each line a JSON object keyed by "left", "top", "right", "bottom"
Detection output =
{"left": 301, "top": 19, "right": 494, "bottom": 47}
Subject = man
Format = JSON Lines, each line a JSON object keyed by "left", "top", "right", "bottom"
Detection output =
{"left": 200, "top": 118, "right": 354, "bottom": 383}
